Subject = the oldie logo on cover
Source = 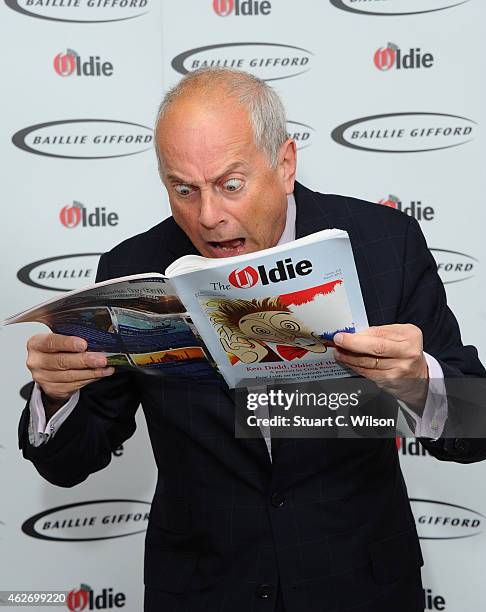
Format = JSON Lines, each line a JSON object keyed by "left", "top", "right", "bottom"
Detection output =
{"left": 4, "top": 0, "right": 150, "bottom": 23}
{"left": 22, "top": 499, "right": 150, "bottom": 542}
{"left": 12, "top": 119, "right": 153, "bottom": 159}
{"left": 53, "top": 49, "right": 114, "bottom": 77}
{"left": 331, "top": 112, "right": 476, "bottom": 153}
{"left": 228, "top": 258, "right": 313, "bottom": 289}
{"left": 229, "top": 266, "right": 259, "bottom": 289}
{"left": 171, "top": 42, "right": 313, "bottom": 81}
{"left": 373, "top": 43, "right": 434, "bottom": 70}
{"left": 410, "top": 499, "right": 484, "bottom": 540}
{"left": 213, "top": 0, "right": 272, "bottom": 16}
{"left": 329, "top": 0, "right": 470, "bottom": 16}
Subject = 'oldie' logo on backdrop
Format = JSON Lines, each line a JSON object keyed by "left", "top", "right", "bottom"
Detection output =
{"left": 373, "top": 43, "right": 434, "bottom": 71}
{"left": 67, "top": 583, "right": 126, "bottom": 610}
{"left": 213, "top": 0, "right": 272, "bottom": 16}
{"left": 331, "top": 112, "right": 476, "bottom": 153}
{"left": 378, "top": 195, "right": 435, "bottom": 221}
{"left": 53, "top": 49, "right": 114, "bottom": 77}
{"left": 59, "top": 202, "right": 119, "bottom": 228}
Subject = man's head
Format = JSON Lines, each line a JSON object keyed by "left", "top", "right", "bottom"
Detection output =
{"left": 155, "top": 68, "right": 296, "bottom": 258}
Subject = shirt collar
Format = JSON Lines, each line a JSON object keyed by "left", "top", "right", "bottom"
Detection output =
{"left": 276, "top": 192, "right": 296, "bottom": 246}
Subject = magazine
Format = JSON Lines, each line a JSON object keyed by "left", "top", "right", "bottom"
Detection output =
{"left": 4, "top": 229, "right": 369, "bottom": 388}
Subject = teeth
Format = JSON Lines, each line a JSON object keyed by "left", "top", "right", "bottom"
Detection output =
{"left": 211, "top": 238, "right": 244, "bottom": 250}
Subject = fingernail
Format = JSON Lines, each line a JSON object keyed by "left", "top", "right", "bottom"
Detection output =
{"left": 94, "top": 357, "right": 107, "bottom": 367}
{"left": 74, "top": 339, "right": 87, "bottom": 351}
{"left": 103, "top": 367, "right": 115, "bottom": 376}
{"left": 333, "top": 333, "right": 343, "bottom": 345}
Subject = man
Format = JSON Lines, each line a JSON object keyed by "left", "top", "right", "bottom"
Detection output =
{"left": 20, "top": 68, "right": 486, "bottom": 611}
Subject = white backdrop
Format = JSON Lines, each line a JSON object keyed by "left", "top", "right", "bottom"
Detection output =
{"left": 1, "top": 1, "right": 485, "bottom": 610}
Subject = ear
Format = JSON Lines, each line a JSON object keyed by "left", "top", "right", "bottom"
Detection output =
{"left": 277, "top": 138, "right": 297, "bottom": 194}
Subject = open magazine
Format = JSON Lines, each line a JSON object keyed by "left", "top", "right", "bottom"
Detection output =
{"left": 4, "top": 229, "right": 369, "bottom": 388}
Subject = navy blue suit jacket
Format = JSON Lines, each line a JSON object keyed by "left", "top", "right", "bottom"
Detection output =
{"left": 19, "top": 182, "right": 486, "bottom": 612}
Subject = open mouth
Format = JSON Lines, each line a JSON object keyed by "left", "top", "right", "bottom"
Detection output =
{"left": 207, "top": 238, "right": 246, "bottom": 256}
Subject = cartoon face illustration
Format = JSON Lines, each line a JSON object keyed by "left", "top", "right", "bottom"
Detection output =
{"left": 237, "top": 311, "right": 327, "bottom": 352}
{"left": 205, "top": 296, "right": 329, "bottom": 364}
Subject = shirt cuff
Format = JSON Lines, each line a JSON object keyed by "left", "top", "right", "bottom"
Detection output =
{"left": 28, "top": 383, "right": 80, "bottom": 447}
{"left": 398, "top": 352, "right": 448, "bottom": 440}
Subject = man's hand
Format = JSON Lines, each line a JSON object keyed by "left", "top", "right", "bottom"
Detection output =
{"left": 333, "top": 324, "right": 429, "bottom": 411}
{"left": 26, "top": 333, "right": 115, "bottom": 417}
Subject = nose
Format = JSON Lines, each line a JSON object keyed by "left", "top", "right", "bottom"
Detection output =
{"left": 198, "top": 189, "right": 226, "bottom": 230}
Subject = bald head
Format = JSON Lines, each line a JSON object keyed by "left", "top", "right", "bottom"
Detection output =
{"left": 155, "top": 67, "right": 288, "bottom": 169}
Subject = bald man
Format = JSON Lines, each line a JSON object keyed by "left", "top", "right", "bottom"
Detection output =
{"left": 21, "top": 68, "right": 486, "bottom": 612}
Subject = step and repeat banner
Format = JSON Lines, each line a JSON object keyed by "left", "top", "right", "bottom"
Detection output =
{"left": 1, "top": 0, "right": 485, "bottom": 610}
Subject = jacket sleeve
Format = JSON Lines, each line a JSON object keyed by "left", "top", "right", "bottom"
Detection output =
{"left": 18, "top": 253, "right": 141, "bottom": 487}
{"left": 397, "top": 216, "right": 486, "bottom": 463}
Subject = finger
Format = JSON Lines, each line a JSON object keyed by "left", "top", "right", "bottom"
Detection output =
{"left": 357, "top": 324, "right": 419, "bottom": 342}
{"left": 333, "top": 332, "right": 408, "bottom": 359}
{"left": 28, "top": 333, "right": 87, "bottom": 354}
{"left": 29, "top": 351, "right": 107, "bottom": 372}
{"left": 334, "top": 352, "right": 412, "bottom": 382}
{"left": 35, "top": 367, "right": 115, "bottom": 385}
{"left": 334, "top": 348, "right": 397, "bottom": 371}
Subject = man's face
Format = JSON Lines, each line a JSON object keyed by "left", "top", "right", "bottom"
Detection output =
{"left": 156, "top": 96, "right": 296, "bottom": 258}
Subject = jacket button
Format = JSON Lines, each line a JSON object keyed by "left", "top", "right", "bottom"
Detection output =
{"left": 257, "top": 584, "right": 274, "bottom": 599}
{"left": 454, "top": 438, "right": 469, "bottom": 453}
{"left": 271, "top": 492, "right": 285, "bottom": 508}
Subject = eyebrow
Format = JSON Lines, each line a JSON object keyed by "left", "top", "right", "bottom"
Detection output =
{"left": 166, "top": 161, "right": 248, "bottom": 185}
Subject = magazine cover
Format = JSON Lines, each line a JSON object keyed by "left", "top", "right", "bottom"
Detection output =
{"left": 168, "top": 230, "right": 369, "bottom": 388}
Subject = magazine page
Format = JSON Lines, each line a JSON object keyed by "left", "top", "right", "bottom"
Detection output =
{"left": 4, "top": 274, "right": 216, "bottom": 380}
{"left": 4, "top": 272, "right": 170, "bottom": 324}
{"left": 167, "top": 231, "right": 369, "bottom": 388}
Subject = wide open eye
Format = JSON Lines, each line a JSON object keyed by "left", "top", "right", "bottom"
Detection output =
{"left": 174, "top": 184, "right": 194, "bottom": 196}
{"left": 222, "top": 178, "right": 243, "bottom": 192}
